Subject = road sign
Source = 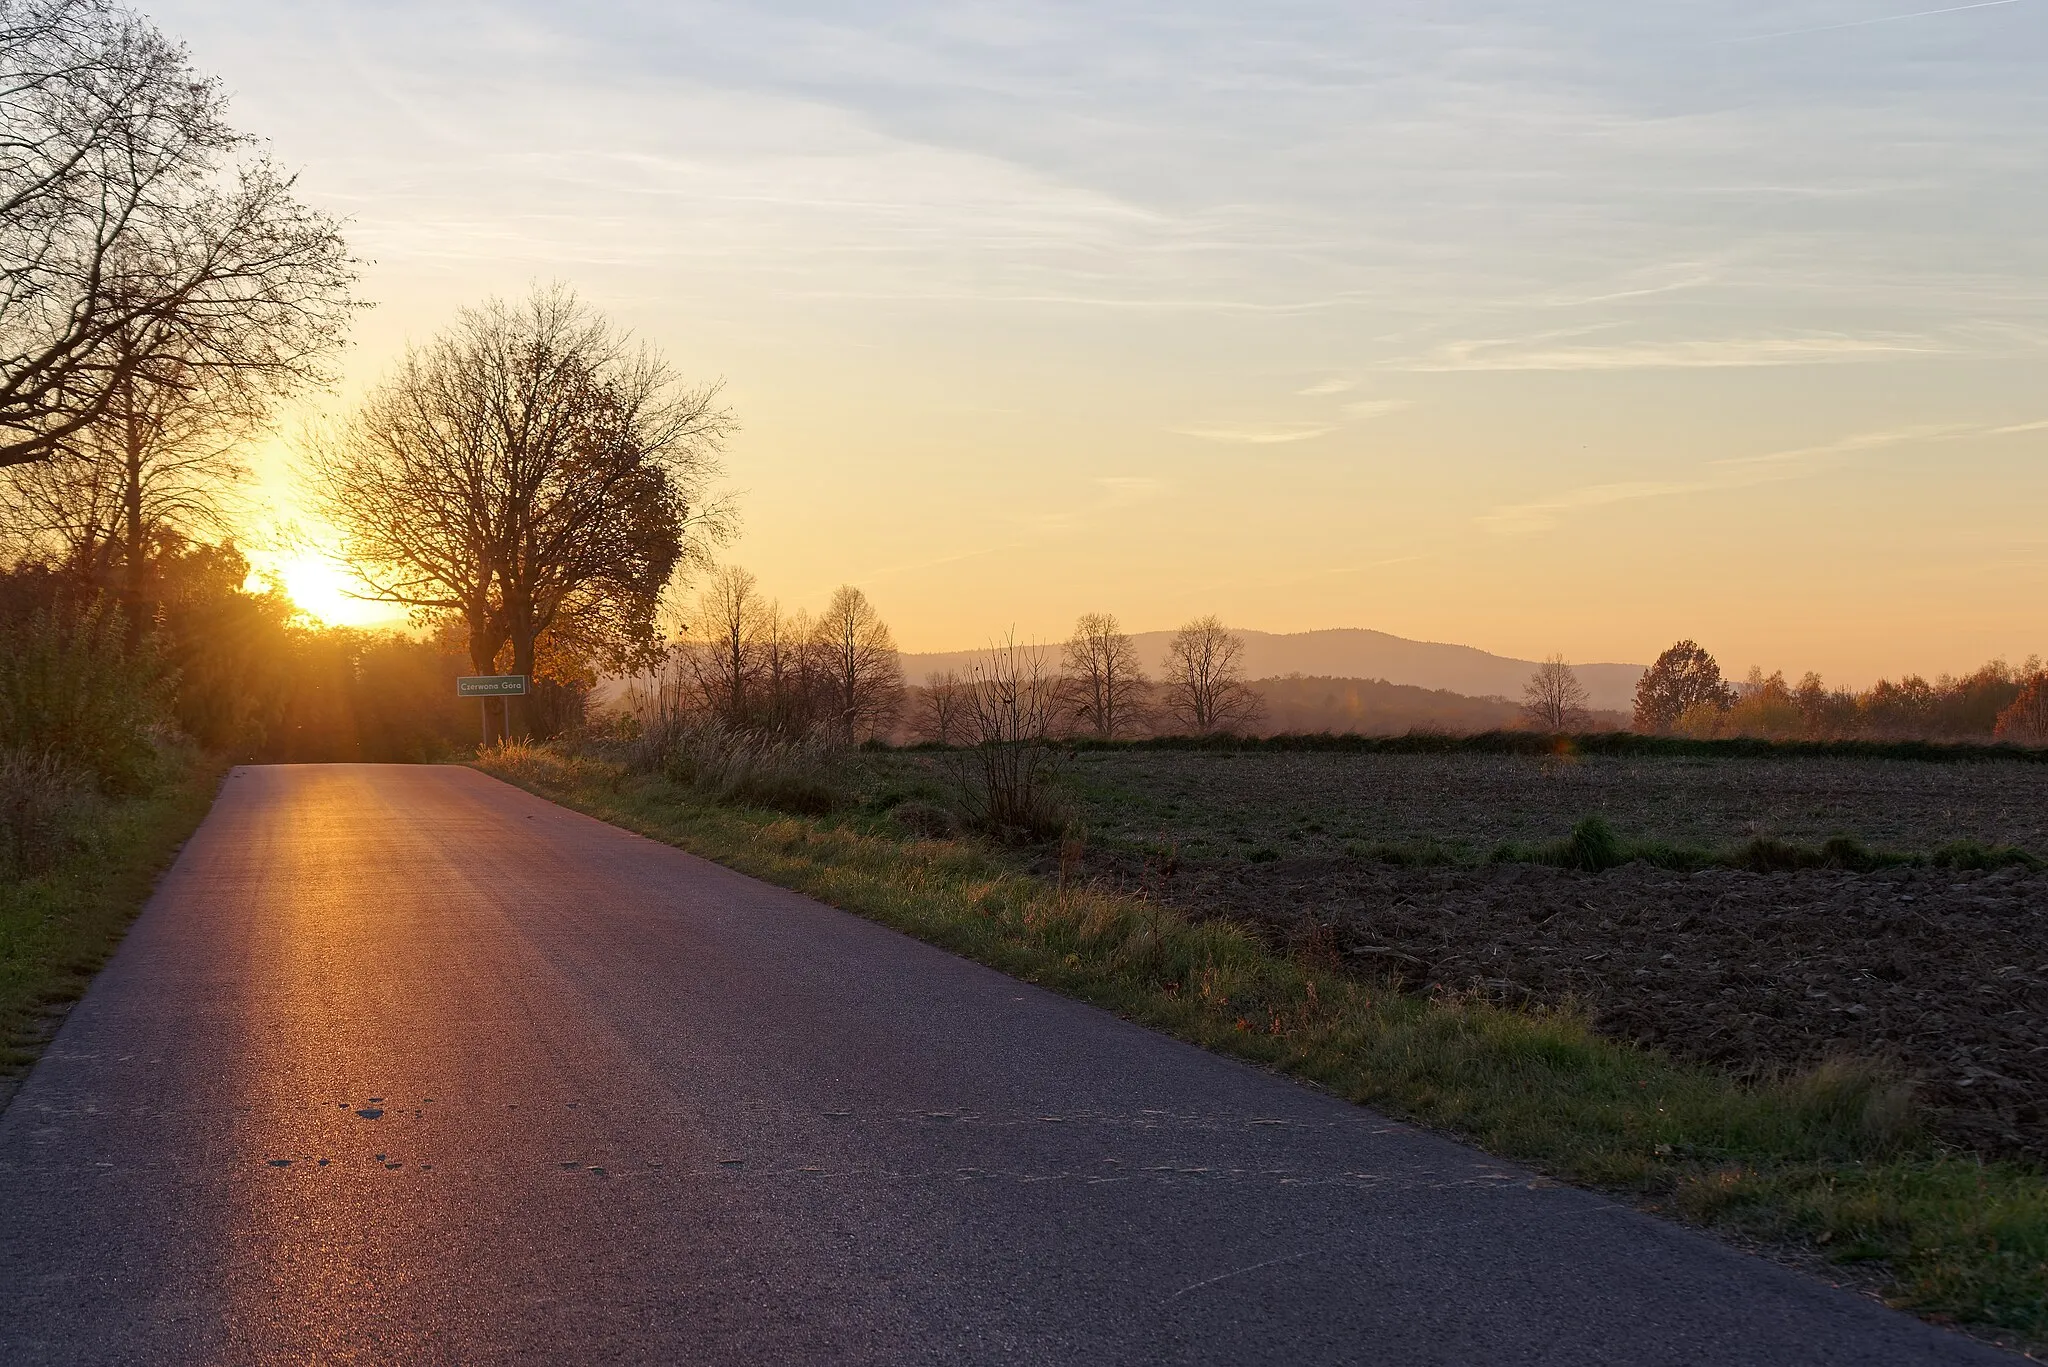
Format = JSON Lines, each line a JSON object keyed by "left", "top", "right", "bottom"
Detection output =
{"left": 458, "top": 675, "right": 529, "bottom": 697}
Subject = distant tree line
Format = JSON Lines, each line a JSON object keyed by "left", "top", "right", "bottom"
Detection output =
{"left": 1629, "top": 639, "right": 2048, "bottom": 745}
{"left": 901, "top": 613, "right": 1265, "bottom": 746}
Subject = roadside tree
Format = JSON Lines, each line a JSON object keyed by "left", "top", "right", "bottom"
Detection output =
{"left": 1, "top": 0, "right": 354, "bottom": 468}
{"left": 1161, "top": 615, "right": 1258, "bottom": 734}
{"left": 305, "top": 285, "right": 733, "bottom": 739}
{"left": 1632, "top": 639, "right": 1732, "bottom": 734}
{"left": 1520, "top": 655, "right": 1591, "bottom": 732}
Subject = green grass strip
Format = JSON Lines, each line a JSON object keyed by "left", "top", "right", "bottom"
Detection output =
{"left": 477, "top": 745, "right": 2048, "bottom": 1350}
{"left": 0, "top": 754, "right": 227, "bottom": 1087}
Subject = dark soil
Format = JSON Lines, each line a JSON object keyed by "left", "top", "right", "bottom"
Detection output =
{"left": 1067, "top": 850, "right": 2048, "bottom": 1162}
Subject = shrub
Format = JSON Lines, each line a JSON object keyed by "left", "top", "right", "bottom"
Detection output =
{"left": 1526, "top": 815, "right": 1627, "bottom": 872}
{"left": 890, "top": 799, "right": 961, "bottom": 840}
{"left": 0, "top": 598, "right": 168, "bottom": 791}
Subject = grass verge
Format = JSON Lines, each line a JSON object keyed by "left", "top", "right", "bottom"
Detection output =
{"left": 0, "top": 753, "right": 227, "bottom": 1099}
{"left": 477, "top": 743, "right": 2048, "bottom": 1350}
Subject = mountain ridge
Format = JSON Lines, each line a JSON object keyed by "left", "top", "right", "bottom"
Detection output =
{"left": 898, "top": 627, "right": 1646, "bottom": 713}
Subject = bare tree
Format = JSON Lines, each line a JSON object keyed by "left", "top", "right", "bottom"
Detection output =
{"left": 808, "top": 584, "right": 901, "bottom": 744}
{"left": 756, "top": 600, "right": 815, "bottom": 738}
{"left": 1521, "top": 654, "right": 1592, "bottom": 732}
{"left": 305, "top": 285, "right": 734, "bottom": 739}
{"left": 1061, "top": 611, "right": 1147, "bottom": 739}
{"left": 958, "top": 633, "right": 1064, "bottom": 836}
{"left": 915, "top": 670, "right": 965, "bottom": 745}
{"left": 682, "top": 563, "right": 763, "bottom": 728}
{"left": 1, "top": 1, "right": 356, "bottom": 467}
{"left": 1161, "top": 615, "right": 1258, "bottom": 734}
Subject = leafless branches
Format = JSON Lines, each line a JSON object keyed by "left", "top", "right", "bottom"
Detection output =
{"left": 1161, "top": 615, "right": 1258, "bottom": 734}
{"left": 915, "top": 670, "right": 965, "bottom": 745}
{"left": 304, "top": 285, "right": 733, "bottom": 737}
{"left": 811, "top": 584, "right": 902, "bottom": 744}
{"left": 0, "top": 1, "right": 357, "bottom": 468}
{"left": 957, "top": 632, "right": 1065, "bottom": 836}
{"left": 1521, "top": 654, "right": 1592, "bottom": 732}
{"left": 1061, "top": 611, "right": 1146, "bottom": 739}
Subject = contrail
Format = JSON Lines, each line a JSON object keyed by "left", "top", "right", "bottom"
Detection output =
{"left": 1725, "top": 0, "right": 2023, "bottom": 43}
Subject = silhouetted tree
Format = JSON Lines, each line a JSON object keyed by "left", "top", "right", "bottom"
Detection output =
{"left": 915, "top": 670, "right": 965, "bottom": 745}
{"left": 808, "top": 584, "right": 900, "bottom": 744}
{"left": 683, "top": 564, "right": 764, "bottom": 728}
{"left": 1632, "top": 640, "right": 1731, "bottom": 734}
{"left": 1061, "top": 611, "right": 1147, "bottom": 738}
{"left": 1, "top": 0, "right": 355, "bottom": 468}
{"left": 1161, "top": 615, "right": 1258, "bottom": 734}
{"left": 1520, "top": 655, "right": 1590, "bottom": 732}
{"left": 305, "top": 285, "right": 733, "bottom": 739}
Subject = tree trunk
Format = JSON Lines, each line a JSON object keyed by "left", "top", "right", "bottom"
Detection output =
{"left": 468, "top": 619, "right": 510, "bottom": 748}
{"left": 509, "top": 630, "right": 537, "bottom": 740}
{"left": 120, "top": 383, "right": 148, "bottom": 647}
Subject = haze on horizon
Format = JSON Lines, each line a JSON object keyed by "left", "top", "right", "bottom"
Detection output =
{"left": 158, "top": 0, "right": 2047, "bottom": 687}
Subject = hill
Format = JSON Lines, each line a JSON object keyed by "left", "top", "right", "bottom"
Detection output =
{"left": 898, "top": 627, "right": 1645, "bottom": 713}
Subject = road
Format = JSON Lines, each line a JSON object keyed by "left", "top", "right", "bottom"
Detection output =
{"left": 0, "top": 765, "right": 2015, "bottom": 1364}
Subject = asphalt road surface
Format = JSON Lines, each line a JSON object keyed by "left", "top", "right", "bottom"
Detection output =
{"left": 0, "top": 765, "right": 2018, "bottom": 1365}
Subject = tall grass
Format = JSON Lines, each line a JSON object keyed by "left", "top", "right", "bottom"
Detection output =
{"left": 616, "top": 714, "right": 846, "bottom": 814}
{"left": 0, "top": 749, "right": 101, "bottom": 881}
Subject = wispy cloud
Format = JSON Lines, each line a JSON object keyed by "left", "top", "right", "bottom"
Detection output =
{"left": 1398, "top": 333, "right": 1946, "bottom": 373}
{"left": 1174, "top": 424, "right": 1333, "bottom": 445}
{"left": 1296, "top": 377, "right": 1356, "bottom": 395}
{"left": 1723, "top": 0, "right": 2025, "bottom": 45}
{"left": 1479, "top": 480, "right": 1710, "bottom": 535}
{"left": 1482, "top": 420, "right": 2042, "bottom": 535}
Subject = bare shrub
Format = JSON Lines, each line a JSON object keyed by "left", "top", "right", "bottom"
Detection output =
{"left": 957, "top": 634, "right": 1067, "bottom": 839}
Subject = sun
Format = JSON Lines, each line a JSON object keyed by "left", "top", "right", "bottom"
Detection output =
{"left": 268, "top": 555, "right": 399, "bottom": 628}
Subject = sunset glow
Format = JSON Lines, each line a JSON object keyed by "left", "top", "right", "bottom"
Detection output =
{"left": 169, "top": 0, "right": 2048, "bottom": 684}
{"left": 270, "top": 555, "right": 398, "bottom": 629}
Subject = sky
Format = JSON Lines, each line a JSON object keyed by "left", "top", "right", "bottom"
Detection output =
{"left": 150, "top": 0, "right": 2048, "bottom": 683}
